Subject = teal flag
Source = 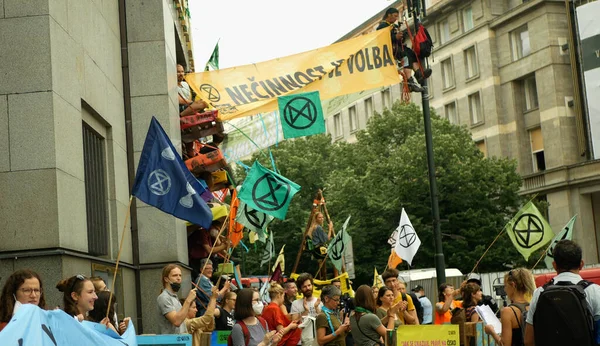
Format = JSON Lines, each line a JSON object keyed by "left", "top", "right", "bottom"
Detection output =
{"left": 544, "top": 215, "right": 577, "bottom": 269}
{"left": 235, "top": 200, "right": 274, "bottom": 236}
{"left": 506, "top": 201, "right": 553, "bottom": 261}
{"left": 328, "top": 215, "right": 351, "bottom": 272}
{"left": 238, "top": 161, "right": 300, "bottom": 220}
{"left": 278, "top": 91, "right": 325, "bottom": 139}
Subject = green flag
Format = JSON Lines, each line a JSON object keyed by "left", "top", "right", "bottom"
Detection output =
{"left": 278, "top": 91, "right": 325, "bottom": 139}
{"left": 506, "top": 201, "right": 554, "bottom": 261}
{"left": 235, "top": 200, "right": 274, "bottom": 235}
{"left": 238, "top": 161, "right": 300, "bottom": 220}
{"left": 544, "top": 215, "right": 577, "bottom": 269}
{"left": 205, "top": 42, "right": 219, "bottom": 71}
{"left": 328, "top": 215, "right": 351, "bottom": 272}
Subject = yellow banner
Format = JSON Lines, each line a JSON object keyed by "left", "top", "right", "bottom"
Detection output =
{"left": 289, "top": 272, "right": 355, "bottom": 298}
{"left": 185, "top": 27, "right": 400, "bottom": 120}
{"left": 395, "top": 325, "right": 460, "bottom": 346}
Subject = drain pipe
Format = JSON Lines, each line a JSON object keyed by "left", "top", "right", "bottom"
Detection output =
{"left": 118, "top": 0, "right": 144, "bottom": 333}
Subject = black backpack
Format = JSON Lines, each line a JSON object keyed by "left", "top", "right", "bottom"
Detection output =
{"left": 533, "top": 279, "right": 596, "bottom": 346}
{"left": 402, "top": 293, "right": 424, "bottom": 324}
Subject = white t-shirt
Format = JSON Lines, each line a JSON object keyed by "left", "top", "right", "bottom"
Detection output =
{"left": 290, "top": 297, "right": 323, "bottom": 343}
{"left": 526, "top": 271, "right": 600, "bottom": 325}
{"left": 178, "top": 81, "right": 191, "bottom": 102}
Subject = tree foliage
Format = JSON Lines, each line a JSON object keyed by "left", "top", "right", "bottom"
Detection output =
{"left": 234, "top": 102, "right": 528, "bottom": 285}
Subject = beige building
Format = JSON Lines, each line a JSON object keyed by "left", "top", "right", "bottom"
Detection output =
{"left": 328, "top": 0, "right": 600, "bottom": 263}
{"left": 0, "top": 0, "right": 197, "bottom": 333}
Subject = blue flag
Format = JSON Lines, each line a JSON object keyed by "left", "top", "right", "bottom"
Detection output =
{"left": 0, "top": 304, "right": 138, "bottom": 345}
{"left": 132, "top": 117, "right": 212, "bottom": 229}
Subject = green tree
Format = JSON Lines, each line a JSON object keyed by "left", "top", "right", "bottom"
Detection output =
{"left": 234, "top": 102, "right": 527, "bottom": 285}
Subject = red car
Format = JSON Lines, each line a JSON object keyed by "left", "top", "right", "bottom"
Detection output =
{"left": 535, "top": 268, "right": 600, "bottom": 287}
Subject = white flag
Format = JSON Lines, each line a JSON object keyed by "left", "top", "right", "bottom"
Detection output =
{"left": 393, "top": 208, "right": 421, "bottom": 265}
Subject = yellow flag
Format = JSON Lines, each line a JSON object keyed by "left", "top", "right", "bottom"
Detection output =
{"left": 373, "top": 268, "right": 384, "bottom": 288}
{"left": 185, "top": 27, "right": 400, "bottom": 120}
{"left": 506, "top": 201, "right": 554, "bottom": 261}
{"left": 248, "top": 231, "right": 258, "bottom": 244}
{"left": 272, "top": 245, "right": 285, "bottom": 273}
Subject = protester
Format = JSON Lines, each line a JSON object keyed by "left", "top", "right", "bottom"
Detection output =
{"left": 412, "top": 285, "right": 433, "bottom": 324}
{"left": 371, "top": 286, "right": 380, "bottom": 301}
{"left": 230, "top": 288, "right": 280, "bottom": 346}
{"left": 434, "top": 283, "right": 462, "bottom": 325}
{"left": 195, "top": 258, "right": 230, "bottom": 316}
{"left": 466, "top": 275, "right": 499, "bottom": 315}
{"left": 0, "top": 269, "right": 47, "bottom": 331}
{"left": 525, "top": 240, "right": 600, "bottom": 346}
{"left": 461, "top": 282, "right": 482, "bottom": 322}
{"left": 316, "top": 285, "right": 349, "bottom": 346}
{"left": 331, "top": 279, "right": 342, "bottom": 290}
{"left": 156, "top": 264, "right": 197, "bottom": 334}
{"left": 381, "top": 268, "right": 418, "bottom": 324}
{"left": 214, "top": 291, "right": 236, "bottom": 331}
{"left": 376, "top": 7, "right": 431, "bottom": 92}
{"left": 290, "top": 273, "right": 323, "bottom": 345}
{"left": 56, "top": 274, "right": 100, "bottom": 323}
{"left": 183, "top": 286, "right": 219, "bottom": 346}
{"left": 398, "top": 280, "right": 423, "bottom": 324}
{"left": 283, "top": 280, "right": 297, "bottom": 314}
{"left": 375, "top": 286, "right": 401, "bottom": 329}
{"left": 87, "top": 291, "right": 127, "bottom": 335}
{"left": 262, "top": 284, "right": 301, "bottom": 346}
{"left": 351, "top": 285, "right": 388, "bottom": 346}
{"left": 484, "top": 268, "right": 535, "bottom": 346}
{"left": 177, "top": 64, "right": 209, "bottom": 117}
{"left": 90, "top": 277, "right": 108, "bottom": 292}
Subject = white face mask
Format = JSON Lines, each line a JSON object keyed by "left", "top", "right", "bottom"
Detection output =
{"left": 252, "top": 302, "right": 264, "bottom": 315}
{"left": 210, "top": 228, "right": 219, "bottom": 238}
{"left": 13, "top": 295, "right": 23, "bottom": 315}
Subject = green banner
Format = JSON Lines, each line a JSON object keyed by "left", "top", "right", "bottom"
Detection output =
{"left": 278, "top": 91, "right": 325, "bottom": 139}
{"left": 237, "top": 161, "right": 300, "bottom": 220}
{"left": 506, "top": 201, "right": 553, "bottom": 261}
{"left": 544, "top": 215, "right": 576, "bottom": 269}
{"left": 328, "top": 216, "right": 351, "bottom": 272}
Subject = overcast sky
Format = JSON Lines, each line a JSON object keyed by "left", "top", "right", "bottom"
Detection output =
{"left": 189, "top": 0, "right": 395, "bottom": 70}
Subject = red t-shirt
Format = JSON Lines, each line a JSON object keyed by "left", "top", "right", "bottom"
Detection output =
{"left": 261, "top": 302, "right": 302, "bottom": 346}
{"left": 188, "top": 229, "right": 213, "bottom": 259}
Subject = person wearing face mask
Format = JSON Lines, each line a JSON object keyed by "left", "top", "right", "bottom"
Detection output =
{"left": 156, "top": 264, "right": 198, "bottom": 334}
{"left": 0, "top": 269, "right": 47, "bottom": 331}
{"left": 230, "top": 288, "right": 281, "bottom": 346}
{"left": 316, "top": 285, "right": 350, "bottom": 346}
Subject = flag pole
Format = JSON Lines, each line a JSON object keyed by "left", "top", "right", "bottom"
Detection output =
{"left": 531, "top": 243, "right": 551, "bottom": 270}
{"left": 106, "top": 195, "right": 134, "bottom": 321}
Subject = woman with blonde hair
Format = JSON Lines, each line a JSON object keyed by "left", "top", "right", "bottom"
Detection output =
{"left": 261, "top": 284, "right": 301, "bottom": 345}
{"left": 484, "top": 268, "right": 536, "bottom": 346}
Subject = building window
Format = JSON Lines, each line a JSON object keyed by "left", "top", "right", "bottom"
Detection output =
{"left": 444, "top": 101, "right": 458, "bottom": 124}
{"left": 441, "top": 58, "right": 455, "bottom": 90}
{"left": 364, "top": 97, "right": 373, "bottom": 118}
{"left": 475, "top": 139, "right": 487, "bottom": 158}
{"left": 523, "top": 75, "right": 539, "bottom": 111}
{"left": 333, "top": 113, "right": 342, "bottom": 138}
{"left": 468, "top": 92, "right": 483, "bottom": 125}
{"left": 439, "top": 19, "right": 450, "bottom": 44}
{"left": 511, "top": 25, "right": 530, "bottom": 60}
{"left": 349, "top": 106, "right": 358, "bottom": 132}
{"left": 464, "top": 46, "right": 479, "bottom": 80}
{"left": 82, "top": 123, "right": 109, "bottom": 256}
{"left": 382, "top": 88, "right": 391, "bottom": 109}
{"left": 530, "top": 127, "right": 546, "bottom": 172}
{"left": 463, "top": 7, "right": 474, "bottom": 32}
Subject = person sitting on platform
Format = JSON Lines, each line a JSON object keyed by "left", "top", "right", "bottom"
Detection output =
{"left": 177, "top": 64, "right": 209, "bottom": 117}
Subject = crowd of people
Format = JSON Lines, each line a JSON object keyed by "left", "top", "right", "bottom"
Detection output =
{"left": 0, "top": 240, "right": 599, "bottom": 346}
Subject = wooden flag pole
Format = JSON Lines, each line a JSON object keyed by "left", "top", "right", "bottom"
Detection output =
{"left": 292, "top": 190, "right": 323, "bottom": 274}
{"left": 106, "top": 195, "right": 134, "bottom": 321}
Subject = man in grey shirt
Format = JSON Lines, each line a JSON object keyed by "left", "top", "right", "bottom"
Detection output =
{"left": 157, "top": 264, "right": 197, "bottom": 334}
